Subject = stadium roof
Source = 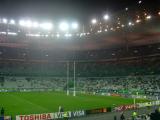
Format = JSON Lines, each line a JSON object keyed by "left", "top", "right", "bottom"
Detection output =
{"left": 0, "top": 0, "right": 159, "bottom": 50}
{"left": 0, "top": 0, "right": 159, "bottom": 21}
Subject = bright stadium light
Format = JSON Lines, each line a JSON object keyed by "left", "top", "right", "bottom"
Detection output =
{"left": 32, "top": 22, "right": 39, "bottom": 28}
{"left": 71, "top": 22, "right": 78, "bottom": 29}
{"left": 128, "top": 22, "right": 133, "bottom": 26}
{"left": 19, "top": 20, "right": 25, "bottom": 26}
{"left": 9, "top": 19, "right": 15, "bottom": 24}
{"left": 0, "top": 32, "right": 7, "bottom": 35}
{"left": 121, "top": 24, "right": 125, "bottom": 27}
{"left": 65, "top": 33, "right": 72, "bottom": 37}
{"left": 26, "top": 20, "right": 32, "bottom": 27}
{"left": 91, "top": 19, "right": 97, "bottom": 24}
{"left": 146, "top": 15, "right": 151, "bottom": 20}
{"left": 8, "top": 32, "right": 17, "bottom": 36}
{"left": 40, "top": 23, "right": 53, "bottom": 30}
{"left": 138, "top": 0, "right": 142, "bottom": 4}
{"left": 136, "top": 19, "right": 141, "bottom": 23}
{"left": 103, "top": 14, "right": 109, "bottom": 20}
{"left": 59, "top": 22, "right": 69, "bottom": 31}
{"left": 56, "top": 33, "right": 60, "bottom": 38}
{"left": 2, "top": 18, "right": 8, "bottom": 24}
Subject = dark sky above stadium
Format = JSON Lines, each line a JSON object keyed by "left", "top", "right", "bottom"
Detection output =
{"left": 0, "top": 0, "right": 159, "bottom": 22}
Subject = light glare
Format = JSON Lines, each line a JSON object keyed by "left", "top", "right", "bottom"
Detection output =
{"left": 40, "top": 23, "right": 53, "bottom": 30}
{"left": 146, "top": 15, "right": 151, "bottom": 20}
{"left": 138, "top": 1, "right": 142, "bottom": 4}
{"left": 56, "top": 33, "right": 60, "bottom": 38}
{"left": 136, "top": 19, "right": 141, "bottom": 23}
{"left": 33, "top": 22, "right": 39, "bottom": 28}
{"left": 10, "top": 19, "right": 15, "bottom": 24}
{"left": 8, "top": 32, "right": 17, "bottom": 36}
{"left": 2, "top": 18, "right": 8, "bottom": 24}
{"left": 91, "top": 19, "right": 97, "bottom": 24}
{"left": 26, "top": 20, "right": 32, "bottom": 27}
{"left": 128, "top": 22, "right": 133, "bottom": 26}
{"left": 65, "top": 33, "right": 72, "bottom": 37}
{"left": 19, "top": 20, "right": 25, "bottom": 26}
{"left": 103, "top": 14, "right": 109, "bottom": 20}
{"left": 71, "top": 22, "right": 78, "bottom": 29}
{"left": 59, "top": 22, "right": 69, "bottom": 31}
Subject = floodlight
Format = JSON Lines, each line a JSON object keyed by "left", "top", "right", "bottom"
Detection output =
{"left": 110, "top": 28, "right": 114, "bottom": 31}
{"left": 65, "top": 33, "right": 72, "bottom": 37}
{"left": 65, "top": 33, "right": 69, "bottom": 37}
{"left": 40, "top": 23, "right": 53, "bottom": 30}
{"left": 9, "top": 19, "right": 15, "bottom": 24}
{"left": 103, "top": 14, "right": 109, "bottom": 20}
{"left": 32, "top": 22, "right": 39, "bottom": 28}
{"left": 26, "top": 20, "right": 32, "bottom": 27}
{"left": 19, "top": 20, "right": 25, "bottom": 26}
{"left": 138, "top": 0, "right": 142, "bottom": 4}
{"left": 116, "top": 26, "right": 120, "bottom": 29}
{"left": 68, "top": 34, "right": 72, "bottom": 37}
{"left": 128, "top": 22, "right": 132, "bottom": 26}
{"left": 45, "top": 34, "right": 49, "bottom": 37}
{"left": 158, "top": 12, "right": 160, "bottom": 15}
{"left": 59, "top": 22, "right": 69, "bottom": 31}
{"left": 136, "top": 19, "right": 141, "bottom": 23}
{"left": 71, "top": 22, "right": 78, "bottom": 29}
{"left": 8, "top": 32, "right": 17, "bottom": 36}
{"left": 146, "top": 15, "right": 151, "bottom": 20}
{"left": 125, "top": 8, "right": 128, "bottom": 11}
{"left": 121, "top": 24, "right": 125, "bottom": 27}
{"left": 0, "top": 32, "right": 6, "bottom": 35}
{"left": 2, "top": 18, "right": 8, "bottom": 24}
{"left": 97, "top": 30, "right": 102, "bottom": 33}
{"left": 91, "top": 19, "right": 97, "bottom": 24}
{"left": 56, "top": 33, "right": 60, "bottom": 38}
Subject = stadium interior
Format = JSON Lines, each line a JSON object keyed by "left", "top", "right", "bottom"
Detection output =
{"left": 0, "top": 0, "right": 160, "bottom": 120}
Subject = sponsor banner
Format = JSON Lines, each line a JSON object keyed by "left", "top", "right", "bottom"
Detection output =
{"left": 131, "top": 95, "right": 147, "bottom": 99}
{"left": 16, "top": 110, "right": 86, "bottom": 120}
{"left": 86, "top": 108, "right": 108, "bottom": 114}
{"left": 16, "top": 113, "right": 53, "bottom": 120}
{"left": 71, "top": 110, "right": 85, "bottom": 118}
{"left": 0, "top": 116, "right": 12, "bottom": 120}
{"left": 53, "top": 110, "right": 85, "bottom": 119}
{"left": 137, "top": 100, "right": 160, "bottom": 108}
{"left": 4, "top": 116, "right": 12, "bottom": 120}
{"left": 111, "top": 94, "right": 121, "bottom": 97}
{"left": 114, "top": 104, "right": 137, "bottom": 112}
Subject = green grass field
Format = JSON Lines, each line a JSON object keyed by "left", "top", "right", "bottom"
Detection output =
{"left": 0, "top": 92, "right": 149, "bottom": 117}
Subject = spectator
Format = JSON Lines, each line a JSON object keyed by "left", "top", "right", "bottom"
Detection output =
{"left": 59, "top": 106, "right": 64, "bottom": 112}
{"left": 150, "top": 109, "right": 160, "bottom": 120}
{"left": 114, "top": 115, "right": 117, "bottom": 120}
{"left": 120, "top": 112, "right": 125, "bottom": 120}
{"left": 132, "top": 111, "right": 137, "bottom": 120}
{"left": 0, "top": 107, "right": 4, "bottom": 116}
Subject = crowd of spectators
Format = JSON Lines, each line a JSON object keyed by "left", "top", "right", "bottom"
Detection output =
{"left": 0, "top": 61, "right": 159, "bottom": 77}
{"left": 0, "top": 75, "right": 160, "bottom": 98}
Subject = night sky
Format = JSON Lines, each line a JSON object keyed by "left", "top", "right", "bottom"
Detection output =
{"left": 0, "top": 0, "right": 159, "bottom": 22}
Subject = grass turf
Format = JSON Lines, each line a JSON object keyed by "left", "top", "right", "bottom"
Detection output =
{"left": 0, "top": 92, "right": 149, "bottom": 117}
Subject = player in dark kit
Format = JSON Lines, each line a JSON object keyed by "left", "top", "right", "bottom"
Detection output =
{"left": 1, "top": 107, "right": 4, "bottom": 116}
